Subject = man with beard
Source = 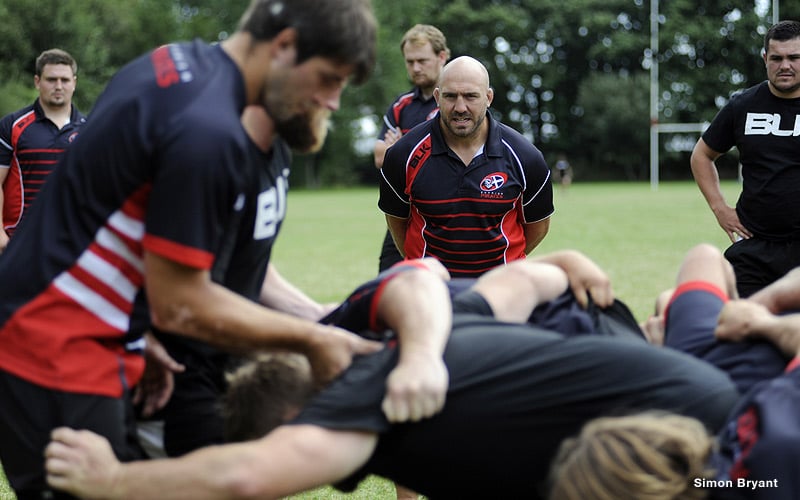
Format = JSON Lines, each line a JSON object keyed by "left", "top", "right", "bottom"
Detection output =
{"left": 379, "top": 56, "right": 553, "bottom": 278}
{"left": 134, "top": 106, "right": 342, "bottom": 459}
{"left": 0, "top": 48, "right": 86, "bottom": 252}
{"left": 691, "top": 20, "right": 800, "bottom": 297}
{"left": 373, "top": 24, "right": 450, "bottom": 272}
{"left": 0, "top": 1, "right": 387, "bottom": 498}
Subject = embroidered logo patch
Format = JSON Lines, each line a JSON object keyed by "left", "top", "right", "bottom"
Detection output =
{"left": 480, "top": 172, "right": 507, "bottom": 191}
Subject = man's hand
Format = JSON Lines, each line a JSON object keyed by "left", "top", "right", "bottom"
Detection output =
{"left": 46, "top": 427, "right": 122, "bottom": 500}
{"left": 134, "top": 332, "right": 186, "bottom": 417}
{"left": 715, "top": 300, "right": 772, "bottom": 343}
{"left": 712, "top": 205, "right": 752, "bottom": 242}
{"left": 305, "top": 326, "right": 382, "bottom": 387}
{"left": 716, "top": 300, "right": 800, "bottom": 358}
{"left": 383, "top": 128, "right": 403, "bottom": 149}
{"left": 382, "top": 349, "right": 449, "bottom": 422}
{"left": 537, "top": 250, "right": 613, "bottom": 308}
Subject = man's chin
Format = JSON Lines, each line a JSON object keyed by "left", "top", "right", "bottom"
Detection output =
{"left": 282, "top": 127, "right": 327, "bottom": 154}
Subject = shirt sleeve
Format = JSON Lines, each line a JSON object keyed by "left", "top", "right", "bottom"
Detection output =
{"left": 0, "top": 113, "right": 15, "bottom": 166}
{"left": 520, "top": 144, "right": 554, "bottom": 223}
{"left": 377, "top": 103, "right": 398, "bottom": 141}
{"left": 378, "top": 143, "right": 412, "bottom": 218}
{"left": 143, "top": 122, "right": 245, "bottom": 270}
{"left": 701, "top": 99, "right": 738, "bottom": 154}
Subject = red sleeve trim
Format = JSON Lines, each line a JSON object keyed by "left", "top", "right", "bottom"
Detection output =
{"left": 142, "top": 233, "right": 214, "bottom": 270}
{"left": 785, "top": 356, "right": 800, "bottom": 373}
{"left": 663, "top": 280, "right": 728, "bottom": 321}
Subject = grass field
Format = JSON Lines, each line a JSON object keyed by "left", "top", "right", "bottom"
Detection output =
{"left": 0, "top": 180, "right": 740, "bottom": 500}
{"left": 271, "top": 181, "right": 737, "bottom": 323}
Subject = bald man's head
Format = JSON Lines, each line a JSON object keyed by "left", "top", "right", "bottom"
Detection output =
{"left": 434, "top": 56, "right": 493, "bottom": 141}
{"left": 439, "top": 56, "right": 490, "bottom": 90}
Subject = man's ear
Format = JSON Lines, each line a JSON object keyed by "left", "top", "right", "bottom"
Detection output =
{"left": 271, "top": 27, "right": 299, "bottom": 66}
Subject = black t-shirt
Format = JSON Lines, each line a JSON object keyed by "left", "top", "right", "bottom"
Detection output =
{"left": 292, "top": 314, "right": 738, "bottom": 499}
{"left": 702, "top": 81, "right": 800, "bottom": 240}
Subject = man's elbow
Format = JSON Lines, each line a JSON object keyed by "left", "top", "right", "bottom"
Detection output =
{"left": 147, "top": 295, "right": 202, "bottom": 336}
{"left": 524, "top": 222, "right": 550, "bottom": 253}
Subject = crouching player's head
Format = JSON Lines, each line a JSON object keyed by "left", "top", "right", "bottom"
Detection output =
{"left": 223, "top": 353, "right": 316, "bottom": 442}
{"left": 548, "top": 412, "right": 715, "bottom": 500}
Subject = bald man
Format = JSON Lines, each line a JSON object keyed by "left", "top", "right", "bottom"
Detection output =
{"left": 379, "top": 56, "right": 553, "bottom": 278}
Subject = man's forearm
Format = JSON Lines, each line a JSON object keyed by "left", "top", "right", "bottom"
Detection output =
{"left": 260, "top": 263, "right": 328, "bottom": 321}
{"left": 143, "top": 251, "right": 363, "bottom": 380}
{"left": 385, "top": 214, "right": 407, "bottom": 257}
{"left": 750, "top": 267, "right": 800, "bottom": 314}
{"left": 751, "top": 312, "right": 800, "bottom": 359}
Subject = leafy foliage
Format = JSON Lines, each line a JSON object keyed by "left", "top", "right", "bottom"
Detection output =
{"left": 0, "top": 0, "right": 779, "bottom": 182}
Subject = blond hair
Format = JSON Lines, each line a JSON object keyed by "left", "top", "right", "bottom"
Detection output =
{"left": 400, "top": 24, "right": 450, "bottom": 59}
{"left": 548, "top": 412, "right": 714, "bottom": 500}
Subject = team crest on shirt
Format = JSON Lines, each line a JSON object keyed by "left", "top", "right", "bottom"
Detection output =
{"left": 480, "top": 172, "right": 506, "bottom": 199}
{"left": 480, "top": 172, "right": 507, "bottom": 191}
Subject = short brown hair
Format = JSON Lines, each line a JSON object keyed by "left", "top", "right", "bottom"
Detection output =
{"left": 764, "top": 20, "right": 800, "bottom": 54}
{"left": 237, "top": 0, "right": 377, "bottom": 84}
{"left": 222, "top": 352, "right": 316, "bottom": 442}
{"left": 36, "top": 48, "right": 77, "bottom": 76}
{"left": 400, "top": 24, "right": 451, "bottom": 60}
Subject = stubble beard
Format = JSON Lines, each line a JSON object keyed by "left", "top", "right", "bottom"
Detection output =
{"left": 443, "top": 110, "right": 485, "bottom": 139}
{"left": 275, "top": 108, "right": 330, "bottom": 154}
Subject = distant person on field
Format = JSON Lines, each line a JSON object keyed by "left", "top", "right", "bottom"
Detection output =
{"left": 0, "top": 48, "right": 85, "bottom": 252}
{"left": 690, "top": 20, "right": 800, "bottom": 297}
{"left": 374, "top": 24, "right": 450, "bottom": 272}
{"left": 554, "top": 154, "right": 573, "bottom": 193}
{"left": 379, "top": 56, "right": 553, "bottom": 277}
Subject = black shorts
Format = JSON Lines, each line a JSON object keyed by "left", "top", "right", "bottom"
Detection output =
{"left": 451, "top": 289, "right": 494, "bottom": 317}
{"left": 0, "top": 370, "right": 144, "bottom": 499}
{"left": 725, "top": 238, "right": 800, "bottom": 297}
{"left": 148, "top": 335, "right": 241, "bottom": 456}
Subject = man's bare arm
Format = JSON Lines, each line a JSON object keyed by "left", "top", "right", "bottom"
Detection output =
{"left": 376, "top": 264, "right": 452, "bottom": 422}
{"left": 528, "top": 249, "right": 613, "bottom": 308}
{"left": 259, "top": 263, "right": 334, "bottom": 321}
{"left": 690, "top": 138, "right": 750, "bottom": 241}
{"left": 46, "top": 425, "right": 377, "bottom": 500}
{"left": 470, "top": 260, "right": 569, "bottom": 324}
{"left": 144, "top": 252, "right": 380, "bottom": 385}
{"left": 523, "top": 218, "right": 550, "bottom": 254}
{"left": 385, "top": 214, "right": 408, "bottom": 258}
{"left": 749, "top": 267, "right": 800, "bottom": 314}
{"left": 716, "top": 300, "right": 800, "bottom": 359}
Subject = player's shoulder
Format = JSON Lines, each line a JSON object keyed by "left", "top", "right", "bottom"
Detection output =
{"left": 493, "top": 119, "right": 543, "bottom": 159}
{"left": 725, "top": 81, "right": 767, "bottom": 107}
{"left": 391, "top": 89, "right": 417, "bottom": 106}
{"left": 0, "top": 102, "right": 36, "bottom": 126}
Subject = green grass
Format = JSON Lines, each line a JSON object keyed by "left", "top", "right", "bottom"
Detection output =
{"left": 272, "top": 181, "right": 737, "bottom": 322}
{"left": 0, "top": 180, "right": 740, "bottom": 500}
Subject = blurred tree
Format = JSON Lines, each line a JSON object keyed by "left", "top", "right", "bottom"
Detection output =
{"left": 0, "top": 0, "right": 781, "bottom": 183}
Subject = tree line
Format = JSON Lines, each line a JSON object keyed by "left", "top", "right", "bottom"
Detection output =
{"left": 1, "top": 0, "right": 794, "bottom": 185}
